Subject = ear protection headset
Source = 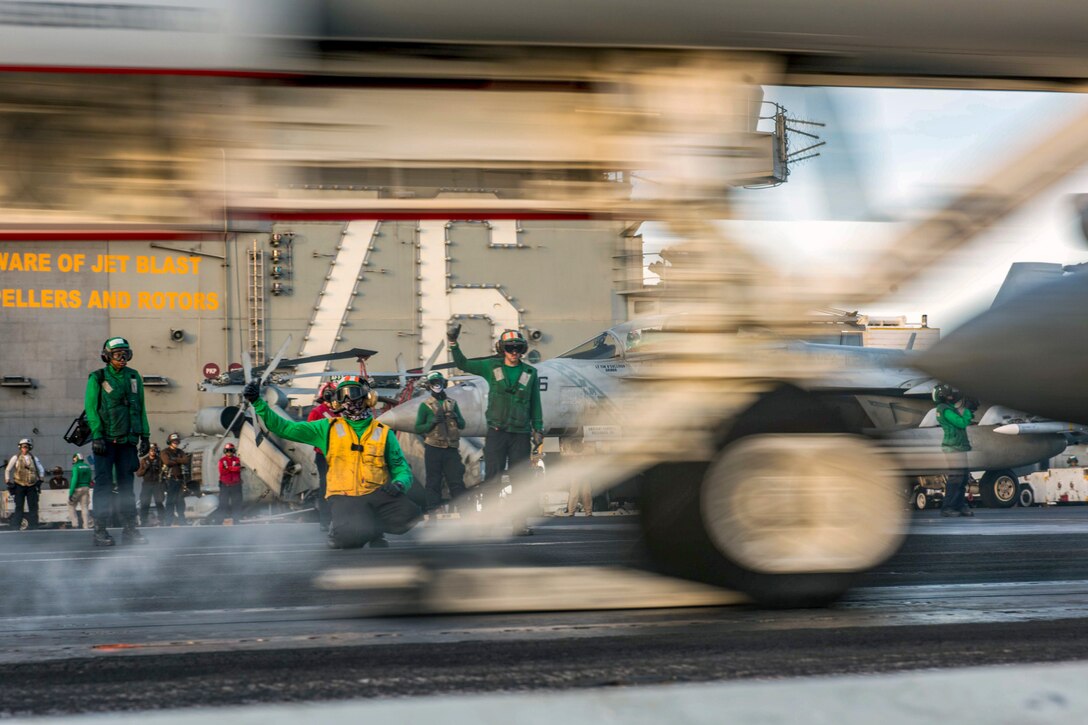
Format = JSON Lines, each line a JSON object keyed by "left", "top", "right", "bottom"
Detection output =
{"left": 495, "top": 329, "right": 528, "bottom": 356}
{"left": 336, "top": 376, "right": 378, "bottom": 408}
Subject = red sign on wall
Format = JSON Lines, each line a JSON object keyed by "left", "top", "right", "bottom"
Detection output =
{"left": 202, "top": 362, "right": 221, "bottom": 379}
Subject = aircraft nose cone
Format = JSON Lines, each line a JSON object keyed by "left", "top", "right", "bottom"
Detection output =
{"left": 378, "top": 399, "right": 418, "bottom": 433}
{"left": 915, "top": 271, "right": 1088, "bottom": 424}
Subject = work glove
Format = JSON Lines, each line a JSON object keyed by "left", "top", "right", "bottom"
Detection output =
{"left": 5, "top": 484, "right": 15, "bottom": 495}
{"left": 963, "top": 397, "right": 980, "bottom": 412}
{"left": 379, "top": 482, "right": 404, "bottom": 497}
{"left": 138, "top": 436, "right": 150, "bottom": 457}
{"left": 92, "top": 438, "right": 108, "bottom": 457}
{"left": 434, "top": 410, "right": 447, "bottom": 424}
{"left": 531, "top": 430, "right": 544, "bottom": 448}
{"left": 68, "top": 496, "right": 75, "bottom": 504}
{"left": 243, "top": 380, "right": 261, "bottom": 403}
{"left": 446, "top": 322, "right": 461, "bottom": 343}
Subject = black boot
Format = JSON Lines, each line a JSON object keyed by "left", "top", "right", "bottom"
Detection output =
{"left": 93, "top": 526, "right": 115, "bottom": 547}
{"left": 367, "top": 535, "right": 389, "bottom": 548}
{"left": 122, "top": 524, "right": 148, "bottom": 545}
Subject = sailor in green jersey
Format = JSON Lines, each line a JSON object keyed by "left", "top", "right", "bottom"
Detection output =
{"left": 84, "top": 337, "right": 150, "bottom": 547}
{"left": 68, "top": 453, "right": 94, "bottom": 529}
{"left": 415, "top": 371, "right": 467, "bottom": 514}
{"left": 447, "top": 324, "right": 543, "bottom": 533}
{"left": 933, "top": 383, "right": 978, "bottom": 518}
{"left": 244, "top": 375, "right": 419, "bottom": 549}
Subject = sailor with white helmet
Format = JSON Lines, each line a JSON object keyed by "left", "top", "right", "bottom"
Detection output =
{"left": 5, "top": 438, "right": 45, "bottom": 530}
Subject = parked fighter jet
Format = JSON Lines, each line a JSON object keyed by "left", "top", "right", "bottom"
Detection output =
{"left": 377, "top": 318, "right": 1068, "bottom": 508}
{"left": 917, "top": 263, "right": 1088, "bottom": 427}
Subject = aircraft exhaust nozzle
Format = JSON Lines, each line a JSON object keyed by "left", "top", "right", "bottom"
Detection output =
{"left": 196, "top": 407, "right": 245, "bottom": 436}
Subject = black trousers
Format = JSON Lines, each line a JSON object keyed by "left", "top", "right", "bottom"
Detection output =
{"left": 942, "top": 470, "right": 970, "bottom": 512}
{"left": 328, "top": 489, "right": 420, "bottom": 549}
{"left": 220, "top": 484, "right": 243, "bottom": 521}
{"left": 92, "top": 440, "right": 138, "bottom": 529}
{"left": 424, "top": 444, "right": 466, "bottom": 512}
{"left": 12, "top": 485, "right": 39, "bottom": 529}
{"left": 481, "top": 428, "right": 532, "bottom": 504}
{"left": 163, "top": 477, "right": 187, "bottom": 525}
{"left": 138, "top": 480, "right": 165, "bottom": 524}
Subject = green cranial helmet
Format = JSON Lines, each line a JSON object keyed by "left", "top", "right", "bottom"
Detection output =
{"left": 101, "top": 336, "right": 133, "bottom": 363}
{"left": 931, "top": 383, "right": 961, "bottom": 405}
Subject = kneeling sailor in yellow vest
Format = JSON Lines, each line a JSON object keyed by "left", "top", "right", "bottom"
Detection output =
{"left": 244, "top": 375, "right": 419, "bottom": 549}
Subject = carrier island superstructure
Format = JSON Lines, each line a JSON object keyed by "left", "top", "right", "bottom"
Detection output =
{"left": 0, "top": 51, "right": 787, "bottom": 465}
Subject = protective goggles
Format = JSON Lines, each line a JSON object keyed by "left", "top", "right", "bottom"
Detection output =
{"left": 108, "top": 349, "right": 133, "bottom": 362}
{"left": 502, "top": 342, "right": 528, "bottom": 354}
{"left": 336, "top": 384, "right": 370, "bottom": 403}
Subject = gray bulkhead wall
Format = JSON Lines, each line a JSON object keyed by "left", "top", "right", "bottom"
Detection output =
{"left": 444, "top": 221, "right": 621, "bottom": 359}
{"left": 0, "top": 219, "right": 625, "bottom": 469}
{"left": 273, "top": 220, "right": 625, "bottom": 374}
{"left": 0, "top": 241, "right": 107, "bottom": 468}
{"left": 0, "top": 239, "right": 237, "bottom": 469}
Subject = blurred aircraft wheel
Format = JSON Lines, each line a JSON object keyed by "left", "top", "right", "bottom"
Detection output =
{"left": 911, "top": 487, "right": 930, "bottom": 511}
{"left": 640, "top": 386, "right": 907, "bottom": 607}
{"left": 1017, "top": 484, "right": 1035, "bottom": 508}
{"left": 980, "top": 469, "right": 1019, "bottom": 508}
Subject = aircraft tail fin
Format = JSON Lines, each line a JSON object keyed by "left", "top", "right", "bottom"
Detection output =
{"left": 991, "top": 262, "right": 1064, "bottom": 308}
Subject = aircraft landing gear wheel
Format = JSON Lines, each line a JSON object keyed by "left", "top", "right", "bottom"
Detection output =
{"left": 1018, "top": 485, "right": 1035, "bottom": 508}
{"left": 911, "top": 487, "right": 930, "bottom": 511}
{"left": 980, "top": 469, "right": 1019, "bottom": 508}
{"left": 640, "top": 386, "right": 907, "bottom": 607}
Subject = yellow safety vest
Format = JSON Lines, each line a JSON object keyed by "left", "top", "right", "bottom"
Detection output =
{"left": 325, "top": 417, "right": 390, "bottom": 497}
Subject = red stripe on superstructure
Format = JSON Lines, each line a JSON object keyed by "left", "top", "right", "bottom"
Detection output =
{"left": 0, "top": 230, "right": 223, "bottom": 242}
{"left": 238, "top": 210, "right": 602, "bottom": 222}
{"left": 0, "top": 210, "right": 610, "bottom": 241}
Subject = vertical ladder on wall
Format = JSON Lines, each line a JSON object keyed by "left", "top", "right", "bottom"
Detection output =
{"left": 247, "top": 239, "right": 266, "bottom": 365}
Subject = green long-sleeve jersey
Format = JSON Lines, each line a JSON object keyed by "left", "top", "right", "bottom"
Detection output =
{"left": 251, "top": 398, "right": 412, "bottom": 490}
{"left": 69, "top": 460, "right": 93, "bottom": 496}
{"left": 937, "top": 403, "right": 973, "bottom": 452}
{"left": 414, "top": 397, "right": 466, "bottom": 434}
{"left": 84, "top": 365, "right": 150, "bottom": 444}
{"left": 450, "top": 343, "right": 543, "bottom": 433}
